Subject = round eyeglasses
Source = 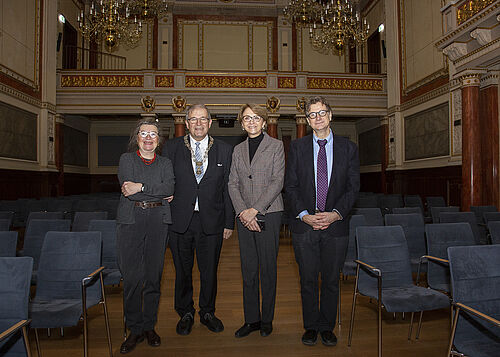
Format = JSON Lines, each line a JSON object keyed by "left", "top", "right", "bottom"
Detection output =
{"left": 307, "top": 110, "right": 329, "bottom": 120}
{"left": 138, "top": 131, "right": 158, "bottom": 139}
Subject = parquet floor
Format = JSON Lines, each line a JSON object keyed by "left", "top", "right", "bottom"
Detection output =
{"left": 28, "top": 231, "right": 451, "bottom": 357}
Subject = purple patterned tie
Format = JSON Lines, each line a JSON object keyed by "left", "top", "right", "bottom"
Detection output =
{"left": 316, "top": 139, "right": 328, "bottom": 212}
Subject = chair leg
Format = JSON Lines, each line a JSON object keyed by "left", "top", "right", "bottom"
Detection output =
{"left": 60, "top": 327, "right": 64, "bottom": 337}
{"left": 378, "top": 296, "right": 382, "bottom": 357}
{"left": 100, "top": 274, "right": 113, "bottom": 357}
{"left": 347, "top": 266, "right": 360, "bottom": 346}
{"left": 46, "top": 328, "right": 50, "bottom": 337}
{"left": 393, "top": 313, "right": 396, "bottom": 320}
{"left": 416, "top": 311, "right": 424, "bottom": 340}
{"left": 447, "top": 306, "right": 460, "bottom": 357}
{"left": 34, "top": 328, "right": 42, "bottom": 357}
{"left": 402, "top": 312, "right": 405, "bottom": 320}
{"left": 82, "top": 289, "right": 88, "bottom": 357}
{"left": 408, "top": 312, "right": 414, "bottom": 340}
{"left": 22, "top": 326, "right": 32, "bottom": 357}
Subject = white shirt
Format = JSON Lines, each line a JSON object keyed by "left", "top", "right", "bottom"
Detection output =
{"left": 189, "top": 135, "right": 209, "bottom": 211}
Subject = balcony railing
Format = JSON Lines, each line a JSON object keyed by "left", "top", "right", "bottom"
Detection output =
{"left": 62, "top": 46, "right": 126, "bottom": 70}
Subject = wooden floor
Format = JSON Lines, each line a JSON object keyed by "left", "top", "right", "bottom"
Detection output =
{"left": 29, "top": 231, "right": 451, "bottom": 357}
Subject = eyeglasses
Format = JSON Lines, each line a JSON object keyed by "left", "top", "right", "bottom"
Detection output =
{"left": 187, "top": 117, "right": 210, "bottom": 123}
{"left": 242, "top": 115, "right": 263, "bottom": 123}
{"left": 307, "top": 110, "right": 329, "bottom": 120}
{"left": 138, "top": 131, "right": 158, "bottom": 139}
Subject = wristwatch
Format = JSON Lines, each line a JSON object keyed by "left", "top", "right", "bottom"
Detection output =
{"left": 141, "top": 184, "right": 145, "bottom": 192}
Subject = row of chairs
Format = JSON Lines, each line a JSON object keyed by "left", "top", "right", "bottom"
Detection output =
{"left": 0, "top": 232, "right": 113, "bottom": 357}
{"left": 346, "top": 224, "right": 500, "bottom": 357}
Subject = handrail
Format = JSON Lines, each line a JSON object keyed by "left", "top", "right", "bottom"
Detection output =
{"left": 62, "top": 46, "right": 126, "bottom": 70}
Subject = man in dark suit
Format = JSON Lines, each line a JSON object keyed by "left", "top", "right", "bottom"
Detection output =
{"left": 163, "top": 104, "right": 234, "bottom": 335}
{"left": 284, "top": 96, "right": 359, "bottom": 346}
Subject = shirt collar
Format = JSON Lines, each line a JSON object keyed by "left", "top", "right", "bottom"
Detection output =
{"left": 189, "top": 134, "right": 209, "bottom": 149}
{"left": 313, "top": 130, "right": 333, "bottom": 145}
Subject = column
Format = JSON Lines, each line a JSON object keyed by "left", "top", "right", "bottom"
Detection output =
{"left": 173, "top": 113, "right": 186, "bottom": 137}
{"left": 380, "top": 116, "right": 389, "bottom": 194}
{"left": 461, "top": 74, "right": 482, "bottom": 210}
{"left": 55, "top": 114, "right": 65, "bottom": 196}
{"left": 267, "top": 114, "right": 279, "bottom": 139}
{"left": 295, "top": 114, "right": 307, "bottom": 139}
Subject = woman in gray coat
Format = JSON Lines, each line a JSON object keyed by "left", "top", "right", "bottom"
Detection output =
{"left": 117, "top": 119, "right": 174, "bottom": 354}
{"left": 228, "top": 104, "right": 285, "bottom": 338}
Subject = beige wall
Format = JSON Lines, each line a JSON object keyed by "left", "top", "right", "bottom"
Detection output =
{"left": 300, "top": 29, "right": 346, "bottom": 73}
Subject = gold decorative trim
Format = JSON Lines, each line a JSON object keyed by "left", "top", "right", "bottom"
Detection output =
{"left": 185, "top": 75, "right": 267, "bottom": 88}
{"left": 266, "top": 96, "right": 280, "bottom": 113}
{"left": 307, "top": 77, "right": 383, "bottom": 91}
{"left": 457, "top": 0, "right": 496, "bottom": 25}
{"left": 155, "top": 75, "right": 175, "bottom": 87}
{"left": 61, "top": 75, "right": 144, "bottom": 87}
{"left": 278, "top": 77, "right": 296, "bottom": 88}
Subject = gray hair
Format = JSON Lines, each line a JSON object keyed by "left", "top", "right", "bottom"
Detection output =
{"left": 127, "top": 118, "right": 163, "bottom": 153}
{"left": 185, "top": 104, "right": 212, "bottom": 121}
{"left": 305, "top": 96, "right": 332, "bottom": 116}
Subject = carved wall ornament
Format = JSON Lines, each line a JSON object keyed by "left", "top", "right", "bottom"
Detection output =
{"left": 60, "top": 75, "right": 143, "bottom": 87}
{"left": 295, "top": 114, "right": 307, "bottom": 125}
{"left": 470, "top": 28, "right": 492, "bottom": 46}
{"left": 155, "top": 75, "right": 174, "bottom": 87}
{"left": 185, "top": 75, "right": 267, "bottom": 88}
{"left": 141, "top": 96, "right": 156, "bottom": 113}
{"left": 296, "top": 97, "right": 306, "bottom": 113}
{"left": 457, "top": 0, "right": 496, "bottom": 25}
{"left": 172, "top": 96, "right": 187, "bottom": 113}
{"left": 461, "top": 73, "right": 481, "bottom": 87}
{"left": 442, "top": 42, "right": 468, "bottom": 61}
{"left": 307, "top": 77, "right": 383, "bottom": 91}
{"left": 266, "top": 96, "right": 280, "bottom": 113}
{"left": 278, "top": 77, "right": 296, "bottom": 88}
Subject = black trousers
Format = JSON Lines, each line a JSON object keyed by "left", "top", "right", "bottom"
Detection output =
{"left": 169, "top": 212, "right": 223, "bottom": 318}
{"left": 292, "top": 229, "right": 348, "bottom": 331}
{"left": 237, "top": 212, "right": 282, "bottom": 324}
{"left": 116, "top": 206, "right": 168, "bottom": 335}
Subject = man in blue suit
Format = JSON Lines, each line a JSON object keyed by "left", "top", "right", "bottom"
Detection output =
{"left": 284, "top": 96, "right": 359, "bottom": 346}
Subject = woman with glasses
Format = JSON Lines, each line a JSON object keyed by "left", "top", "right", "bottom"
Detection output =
{"left": 117, "top": 119, "right": 175, "bottom": 354}
{"left": 228, "top": 104, "right": 285, "bottom": 338}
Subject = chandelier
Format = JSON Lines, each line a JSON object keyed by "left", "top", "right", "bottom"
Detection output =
{"left": 78, "top": 0, "right": 168, "bottom": 52}
{"left": 284, "top": 0, "right": 369, "bottom": 55}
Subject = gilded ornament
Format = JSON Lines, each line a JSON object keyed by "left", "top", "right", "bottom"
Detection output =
{"left": 307, "top": 77, "right": 383, "bottom": 91}
{"left": 60, "top": 75, "right": 143, "bottom": 87}
{"left": 457, "top": 0, "right": 495, "bottom": 25}
{"left": 278, "top": 77, "right": 296, "bottom": 88}
{"left": 172, "top": 96, "right": 187, "bottom": 113}
{"left": 155, "top": 75, "right": 174, "bottom": 87}
{"left": 296, "top": 97, "right": 306, "bottom": 113}
{"left": 185, "top": 76, "right": 267, "bottom": 88}
{"left": 141, "top": 96, "right": 155, "bottom": 113}
{"left": 266, "top": 96, "right": 280, "bottom": 113}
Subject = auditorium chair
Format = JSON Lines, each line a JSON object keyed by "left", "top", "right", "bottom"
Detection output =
{"left": 470, "top": 205, "right": 497, "bottom": 225}
{"left": 430, "top": 206, "right": 459, "bottom": 223}
{"left": 72, "top": 212, "right": 108, "bottom": 232}
{"left": 426, "top": 196, "right": 446, "bottom": 209}
{"left": 353, "top": 207, "right": 384, "bottom": 226}
{"left": 0, "top": 232, "right": 18, "bottom": 257}
{"left": 88, "top": 220, "right": 122, "bottom": 286}
{"left": 447, "top": 245, "right": 500, "bottom": 357}
{"left": 25, "top": 212, "right": 64, "bottom": 231}
{"left": 484, "top": 211, "right": 500, "bottom": 225}
{"left": 0, "top": 212, "right": 14, "bottom": 229}
{"left": 488, "top": 221, "right": 500, "bottom": 245}
{"left": 439, "top": 211, "right": 485, "bottom": 245}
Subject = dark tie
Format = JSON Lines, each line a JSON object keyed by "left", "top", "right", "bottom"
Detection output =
{"left": 316, "top": 139, "right": 328, "bottom": 212}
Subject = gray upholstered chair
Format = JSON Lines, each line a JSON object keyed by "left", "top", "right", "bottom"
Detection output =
{"left": 353, "top": 207, "right": 383, "bottom": 226}
{"left": 25, "top": 212, "right": 64, "bottom": 231}
{"left": 0, "top": 256, "right": 33, "bottom": 357}
{"left": 88, "top": 220, "right": 121, "bottom": 286}
{"left": 348, "top": 226, "right": 449, "bottom": 357}
{"left": 430, "top": 206, "right": 459, "bottom": 223}
{"left": 0, "top": 212, "right": 14, "bottom": 229}
{"left": 72, "top": 212, "right": 108, "bottom": 232}
{"left": 0, "top": 219, "right": 10, "bottom": 231}
{"left": 393, "top": 206, "right": 422, "bottom": 215}
{"left": 74, "top": 200, "right": 99, "bottom": 213}
{"left": 447, "top": 245, "right": 500, "bottom": 357}
{"left": 0, "top": 232, "right": 18, "bottom": 257}
{"left": 484, "top": 211, "right": 500, "bottom": 225}
{"left": 439, "top": 211, "right": 485, "bottom": 245}
{"left": 29, "top": 231, "right": 112, "bottom": 357}
{"left": 426, "top": 196, "right": 446, "bottom": 209}
{"left": 470, "top": 205, "right": 497, "bottom": 224}
{"left": 488, "top": 221, "right": 500, "bottom": 245}
{"left": 354, "top": 195, "right": 379, "bottom": 208}
{"left": 343, "top": 215, "right": 367, "bottom": 278}
{"left": 378, "top": 194, "right": 403, "bottom": 215}
{"left": 385, "top": 213, "right": 426, "bottom": 273}
{"left": 404, "top": 195, "right": 424, "bottom": 212}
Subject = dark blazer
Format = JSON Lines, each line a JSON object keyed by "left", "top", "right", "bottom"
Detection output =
{"left": 284, "top": 133, "right": 360, "bottom": 236}
{"left": 228, "top": 132, "right": 285, "bottom": 215}
{"left": 163, "top": 136, "right": 234, "bottom": 235}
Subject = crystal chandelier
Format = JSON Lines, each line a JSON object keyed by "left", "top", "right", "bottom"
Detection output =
{"left": 77, "top": 0, "right": 168, "bottom": 52}
{"left": 284, "top": 0, "right": 369, "bottom": 55}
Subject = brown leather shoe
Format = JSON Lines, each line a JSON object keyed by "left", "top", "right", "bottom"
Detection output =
{"left": 144, "top": 329, "right": 161, "bottom": 347}
{"left": 120, "top": 333, "right": 145, "bottom": 354}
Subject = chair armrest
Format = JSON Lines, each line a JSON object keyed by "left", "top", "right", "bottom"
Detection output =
{"left": 82, "top": 266, "right": 105, "bottom": 286}
{"left": 354, "top": 259, "right": 381, "bottom": 276}
{"left": 0, "top": 320, "right": 31, "bottom": 341}
{"left": 420, "top": 255, "right": 449, "bottom": 265}
{"left": 454, "top": 302, "right": 500, "bottom": 327}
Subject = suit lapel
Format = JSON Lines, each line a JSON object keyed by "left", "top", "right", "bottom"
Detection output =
{"left": 304, "top": 134, "right": 315, "bottom": 190}
{"left": 250, "top": 133, "right": 270, "bottom": 169}
{"left": 328, "top": 134, "right": 339, "bottom": 192}
{"left": 241, "top": 137, "right": 251, "bottom": 171}
{"left": 200, "top": 139, "right": 217, "bottom": 182}
{"left": 181, "top": 142, "right": 198, "bottom": 184}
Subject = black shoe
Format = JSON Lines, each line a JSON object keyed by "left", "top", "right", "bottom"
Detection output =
{"left": 301, "top": 329, "right": 318, "bottom": 346}
{"left": 235, "top": 322, "right": 261, "bottom": 338}
{"left": 176, "top": 312, "right": 194, "bottom": 335}
{"left": 120, "top": 333, "right": 145, "bottom": 354}
{"left": 200, "top": 313, "right": 224, "bottom": 332}
{"left": 260, "top": 322, "right": 273, "bottom": 337}
{"left": 144, "top": 329, "right": 161, "bottom": 347}
{"left": 320, "top": 330, "right": 338, "bottom": 346}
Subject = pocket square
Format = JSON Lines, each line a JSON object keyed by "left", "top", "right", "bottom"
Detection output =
{"left": 217, "top": 163, "right": 223, "bottom": 167}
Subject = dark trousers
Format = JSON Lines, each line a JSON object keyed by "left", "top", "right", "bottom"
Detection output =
{"left": 116, "top": 206, "right": 168, "bottom": 335}
{"left": 237, "top": 212, "right": 282, "bottom": 324}
{"left": 169, "top": 212, "right": 223, "bottom": 318}
{"left": 292, "top": 229, "right": 348, "bottom": 331}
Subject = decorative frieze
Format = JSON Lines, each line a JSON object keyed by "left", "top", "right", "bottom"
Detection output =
{"left": 155, "top": 75, "right": 175, "bottom": 87}
{"left": 307, "top": 77, "right": 383, "bottom": 91}
{"left": 457, "top": 0, "right": 496, "bottom": 25}
{"left": 60, "top": 75, "right": 144, "bottom": 87}
{"left": 470, "top": 28, "right": 492, "bottom": 46}
{"left": 184, "top": 75, "right": 267, "bottom": 88}
{"left": 442, "top": 42, "right": 468, "bottom": 61}
{"left": 278, "top": 77, "right": 296, "bottom": 89}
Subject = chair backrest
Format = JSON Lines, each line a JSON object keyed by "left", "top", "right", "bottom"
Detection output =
{"left": 439, "top": 212, "right": 483, "bottom": 245}
{"left": 88, "top": 219, "right": 118, "bottom": 269}
{"left": 470, "top": 205, "right": 497, "bottom": 224}
{"left": 430, "top": 206, "right": 460, "bottom": 223}
{"left": 0, "top": 211, "right": 14, "bottom": 228}
{"left": 26, "top": 211, "right": 64, "bottom": 230}
{"left": 0, "top": 219, "right": 10, "bottom": 231}
{"left": 425, "top": 223, "right": 476, "bottom": 293}
{"left": 0, "top": 257, "right": 33, "bottom": 356}
{"left": 483, "top": 212, "right": 500, "bottom": 224}
{"left": 23, "top": 219, "right": 71, "bottom": 270}
{"left": 343, "top": 215, "right": 367, "bottom": 275}
{"left": 72, "top": 212, "right": 109, "bottom": 232}
{"left": 488, "top": 221, "right": 500, "bottom": 245}
{"left": 102, "top": 200, "right": 119, "bottom": 220}
{"left": 74, "top": 199, "right": 99, "bottom": 212}
{"left": 385, "top": 213, "right": 426, "bottom": 265}
{"left": 426, "top": 196, "right": 446, "bottom": 209}
{"left": 404, "top": 195, "right": 424, "bottom": 211}
{"left": 353, "top": 208, "right": 384, "bottom": 226}
{"left": 392, "top": 206, "right": 423, "bottom": 215}
{"left": 447, "top": 245, "right": 500, "bottom": 353}
{"left": 0, "top": 232, "right": 18, "bottom": 257}
{"left": 378, "top": 194, "right": 404, "bottom": 214}
{"left": 36, "top": 231, "right": 102, "bottom": 303}
{"left": 354, "top": 195, "right": 379, "bottom": 208}
{"left": 356, "top": 226, "right": 413, "bottom": 295}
